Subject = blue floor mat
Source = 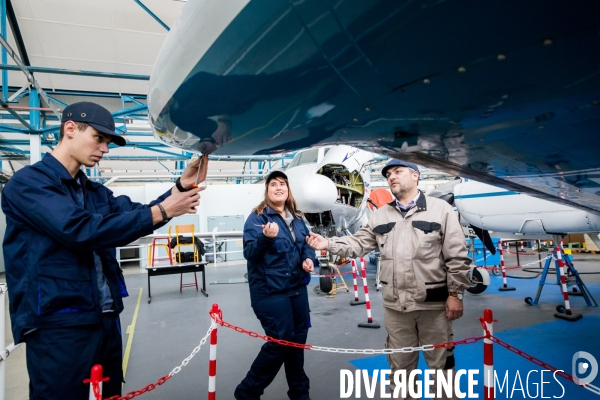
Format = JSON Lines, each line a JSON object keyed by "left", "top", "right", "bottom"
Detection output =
{"left": 348, "top": 316, "right": 600, "bottom": 399}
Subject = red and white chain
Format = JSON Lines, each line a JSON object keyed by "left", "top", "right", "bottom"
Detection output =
{"left": 477, "top": 254, "right": 553, "bottom": 271}
{"left": 504, "top": 249, "right": 545, "bottom": 256}
{"left": 310, "top": 336, "right": 483, "bottom": 354}
{"left": 103, "top": 321, "right": 215, "bottom": 400}
{"left": 311, "top": 266, "right": 358, "bottom": 279}
{"left": 478, "top": 318, "right": 600, "bottom": 396}
{"left": 168, "top": 321, "right": 216, "bottom": 376}
{"left": 491, "top": 335, "right": 600, "bottom": 395}
{"left": 209, "top": 310, "right": 483, "bottom": 355}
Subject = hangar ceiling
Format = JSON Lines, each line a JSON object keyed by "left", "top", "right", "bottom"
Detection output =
{"left": 0, "top": 0, "right": 294, "bottom": 184}
{"left": 5, "top": 0, "right": 184, "bottom": 94}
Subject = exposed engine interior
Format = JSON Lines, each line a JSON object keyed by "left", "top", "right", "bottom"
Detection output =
{"left": 303, "top": 164, "right": 367, "bottom": 238}
{"left": 318, "top": 164, "right": 364, "bottom": 208}
{"left": 304, "top": 210, "right": 337, "bottom": 238}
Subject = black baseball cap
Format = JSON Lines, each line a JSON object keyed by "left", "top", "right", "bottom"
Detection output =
{"left": 381, "top": 159, "right": 420, "bottom": 177}
{"left": 265, "top": 170, "right": 288, "bottom": 184}
{"left": 61, "top": 102, "right": 126, "bottom": 146}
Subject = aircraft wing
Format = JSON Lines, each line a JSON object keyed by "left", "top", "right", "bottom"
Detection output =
{"left": 148, "top": 0, "right": 600, "bottom": 214}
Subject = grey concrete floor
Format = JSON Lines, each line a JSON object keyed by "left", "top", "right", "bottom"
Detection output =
{"left": 2, "top": 251, "right": 600, "bottom": 399}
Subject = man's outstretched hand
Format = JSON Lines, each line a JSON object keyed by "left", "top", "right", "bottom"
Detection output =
{"left": 306, "top": 232, "right": 328, "bottom": 250}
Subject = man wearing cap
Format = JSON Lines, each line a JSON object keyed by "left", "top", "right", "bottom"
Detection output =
{"left": 2, "top": 102, "right": 208, "bottom": 399}
{"left": 307, "top": 159, "right": 470, "bottom": 399}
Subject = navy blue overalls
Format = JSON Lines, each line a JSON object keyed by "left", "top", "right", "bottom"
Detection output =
{"left": 2, "top": 153, "right": 171, "bottom": 399}
{"left": 235, "top": 206, "right": 316, "bottom": 400}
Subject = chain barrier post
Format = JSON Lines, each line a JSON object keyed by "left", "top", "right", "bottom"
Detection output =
{"left": 483, "top": 309, "right": 494, "bottom": 400}
{"left": 498, "top": 241, "right": 516, "bottom": 291}
{"left": 84, "top": 364, "right": 108, "bottom": 400}
{"left": 554, "top": 248, "right": 582, "bottom": 321}
{"left": 357, "top": 258, "right": 380, "bottom": 329}
{"left": 560, "top": 240, "right": 597, "bottom": 306}
{"left": 208, "top": 304, "right": 219, "bottom": 400}
{"left": 350, "top": 259, "right": 366, "bottom": 306}
{"left": 559, "top": 239, "right": 578, "bottom": 295}
{"left": 560, "top": 239, "right": 583, "bottom": 297}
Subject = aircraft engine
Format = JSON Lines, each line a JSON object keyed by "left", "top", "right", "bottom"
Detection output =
{"left": 289, "top": 174, "right": 338, "bottom": 213}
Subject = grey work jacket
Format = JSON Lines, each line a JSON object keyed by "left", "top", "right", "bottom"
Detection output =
{"left": 328, "top": 192, "right": 471, "bottom": 313}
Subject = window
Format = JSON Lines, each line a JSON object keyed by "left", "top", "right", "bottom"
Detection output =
{"left": 288, "top": 149, "right": 319, "bottom": 168}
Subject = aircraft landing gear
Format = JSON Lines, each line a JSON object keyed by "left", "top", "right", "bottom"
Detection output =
{"left": 319, "top": 266, "right": 333, "bottom": 294}
{"left": 466, "top": 268, "right": 489, "bottom": 294}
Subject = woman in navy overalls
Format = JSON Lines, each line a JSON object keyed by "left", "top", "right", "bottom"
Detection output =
{"left": 235, "top": 170, "right": 316, "bottom": 400}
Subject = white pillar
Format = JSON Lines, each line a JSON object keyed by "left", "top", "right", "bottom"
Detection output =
{"left": 29, "top": 134, "right": 42, "bottom": 164}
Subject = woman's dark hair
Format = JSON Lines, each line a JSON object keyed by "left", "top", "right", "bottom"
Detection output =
{"left": 254, "top": 176, "right": 303, "bottom": 217}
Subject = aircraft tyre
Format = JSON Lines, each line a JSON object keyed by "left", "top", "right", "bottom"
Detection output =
{"left": 466, "top": 268, "right": 488, "bottom": 294}
{"left": 525, "top": 297, "right": 533, "bottom": 305}
{"left": 556, "top": 305, "right": 566, "bottom": 313}
{"left": 319, "top": 266, "right": 333, "bottom": 293}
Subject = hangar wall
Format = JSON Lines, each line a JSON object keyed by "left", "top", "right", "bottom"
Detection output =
{"left": 0, "top": 184, "right": 266, "bottom": 272}
{"left": 113, "top": 183, "right": 266, "bottom": 233}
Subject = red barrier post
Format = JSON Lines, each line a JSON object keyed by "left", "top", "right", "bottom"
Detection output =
{"left": 498, "top": 241, "right": 516, "bottom": 291}
{"left": 208, "top": 304, "right": 219, "bottom": 400}
{"left": 84, "top": 364, "right": 108, "bottom": 400}
{"left": 483, "top": 309, "right": 494, "bottom": 400}
{"left": 554, "top": 249, "right": 582, "bottom": 321}
{"left": 350, "top": 259, "right": 366, "bottom": 306}
{"left": 357, "top": 258, "right": 380, "bottom": 329}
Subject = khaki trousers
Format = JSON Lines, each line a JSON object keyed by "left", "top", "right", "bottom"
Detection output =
{"left": 384, "top": 307, "right": 457, "bottom": 400}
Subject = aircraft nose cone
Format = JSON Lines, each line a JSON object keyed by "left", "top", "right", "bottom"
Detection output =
{"left": 290, "top": 174, "right": 338, "bottom": 213}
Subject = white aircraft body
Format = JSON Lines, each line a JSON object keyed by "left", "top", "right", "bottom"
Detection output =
{"left": 431, "top": 179, "right": 600, "bottom": 251}
{"left": 284, "top": 145, "right": 376, "bottom": 237}
{"left": 457, "top": 180, "right": 600, "bottom": 240}
{"left": 147, "top": 0, "right": 600, "bottom": 223}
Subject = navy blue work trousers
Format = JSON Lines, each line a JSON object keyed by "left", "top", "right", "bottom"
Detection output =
{"left": 235, "top": 288, "right": 310, "bottom": 400}
{"left": 25, "top": 313, "right": 123, "bottom": 400}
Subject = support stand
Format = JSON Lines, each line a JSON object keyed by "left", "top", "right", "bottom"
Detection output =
{"left": 334, "top": 264, "right": 350, "bottom": 294}
{"left": 560, "top": 252, "right": 597, "bottom": 307}
{"left": 524, "top": 244, "right": 595, "bottom": 321}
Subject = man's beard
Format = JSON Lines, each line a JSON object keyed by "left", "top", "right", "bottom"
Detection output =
{"left": 391, "top": 183, "right": 414, "bottom": 200}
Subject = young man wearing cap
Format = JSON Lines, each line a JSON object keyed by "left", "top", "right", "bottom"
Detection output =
{"left": 307, "top": 159, "right": 471, "bottom": 399}
{"left": 2, "top": 102, "right": 208, "bottom": 399}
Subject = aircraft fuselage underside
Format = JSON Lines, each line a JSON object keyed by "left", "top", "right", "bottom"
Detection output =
{"left": 148, "top": 0, "right": 600, "bottom": 214}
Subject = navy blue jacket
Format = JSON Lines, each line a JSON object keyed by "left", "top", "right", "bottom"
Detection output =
{"left": 2, "top": 154, "right": 171, "bottom": 343}
{"left": 244, "top": 207, "right": 316, "bottom": 306}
